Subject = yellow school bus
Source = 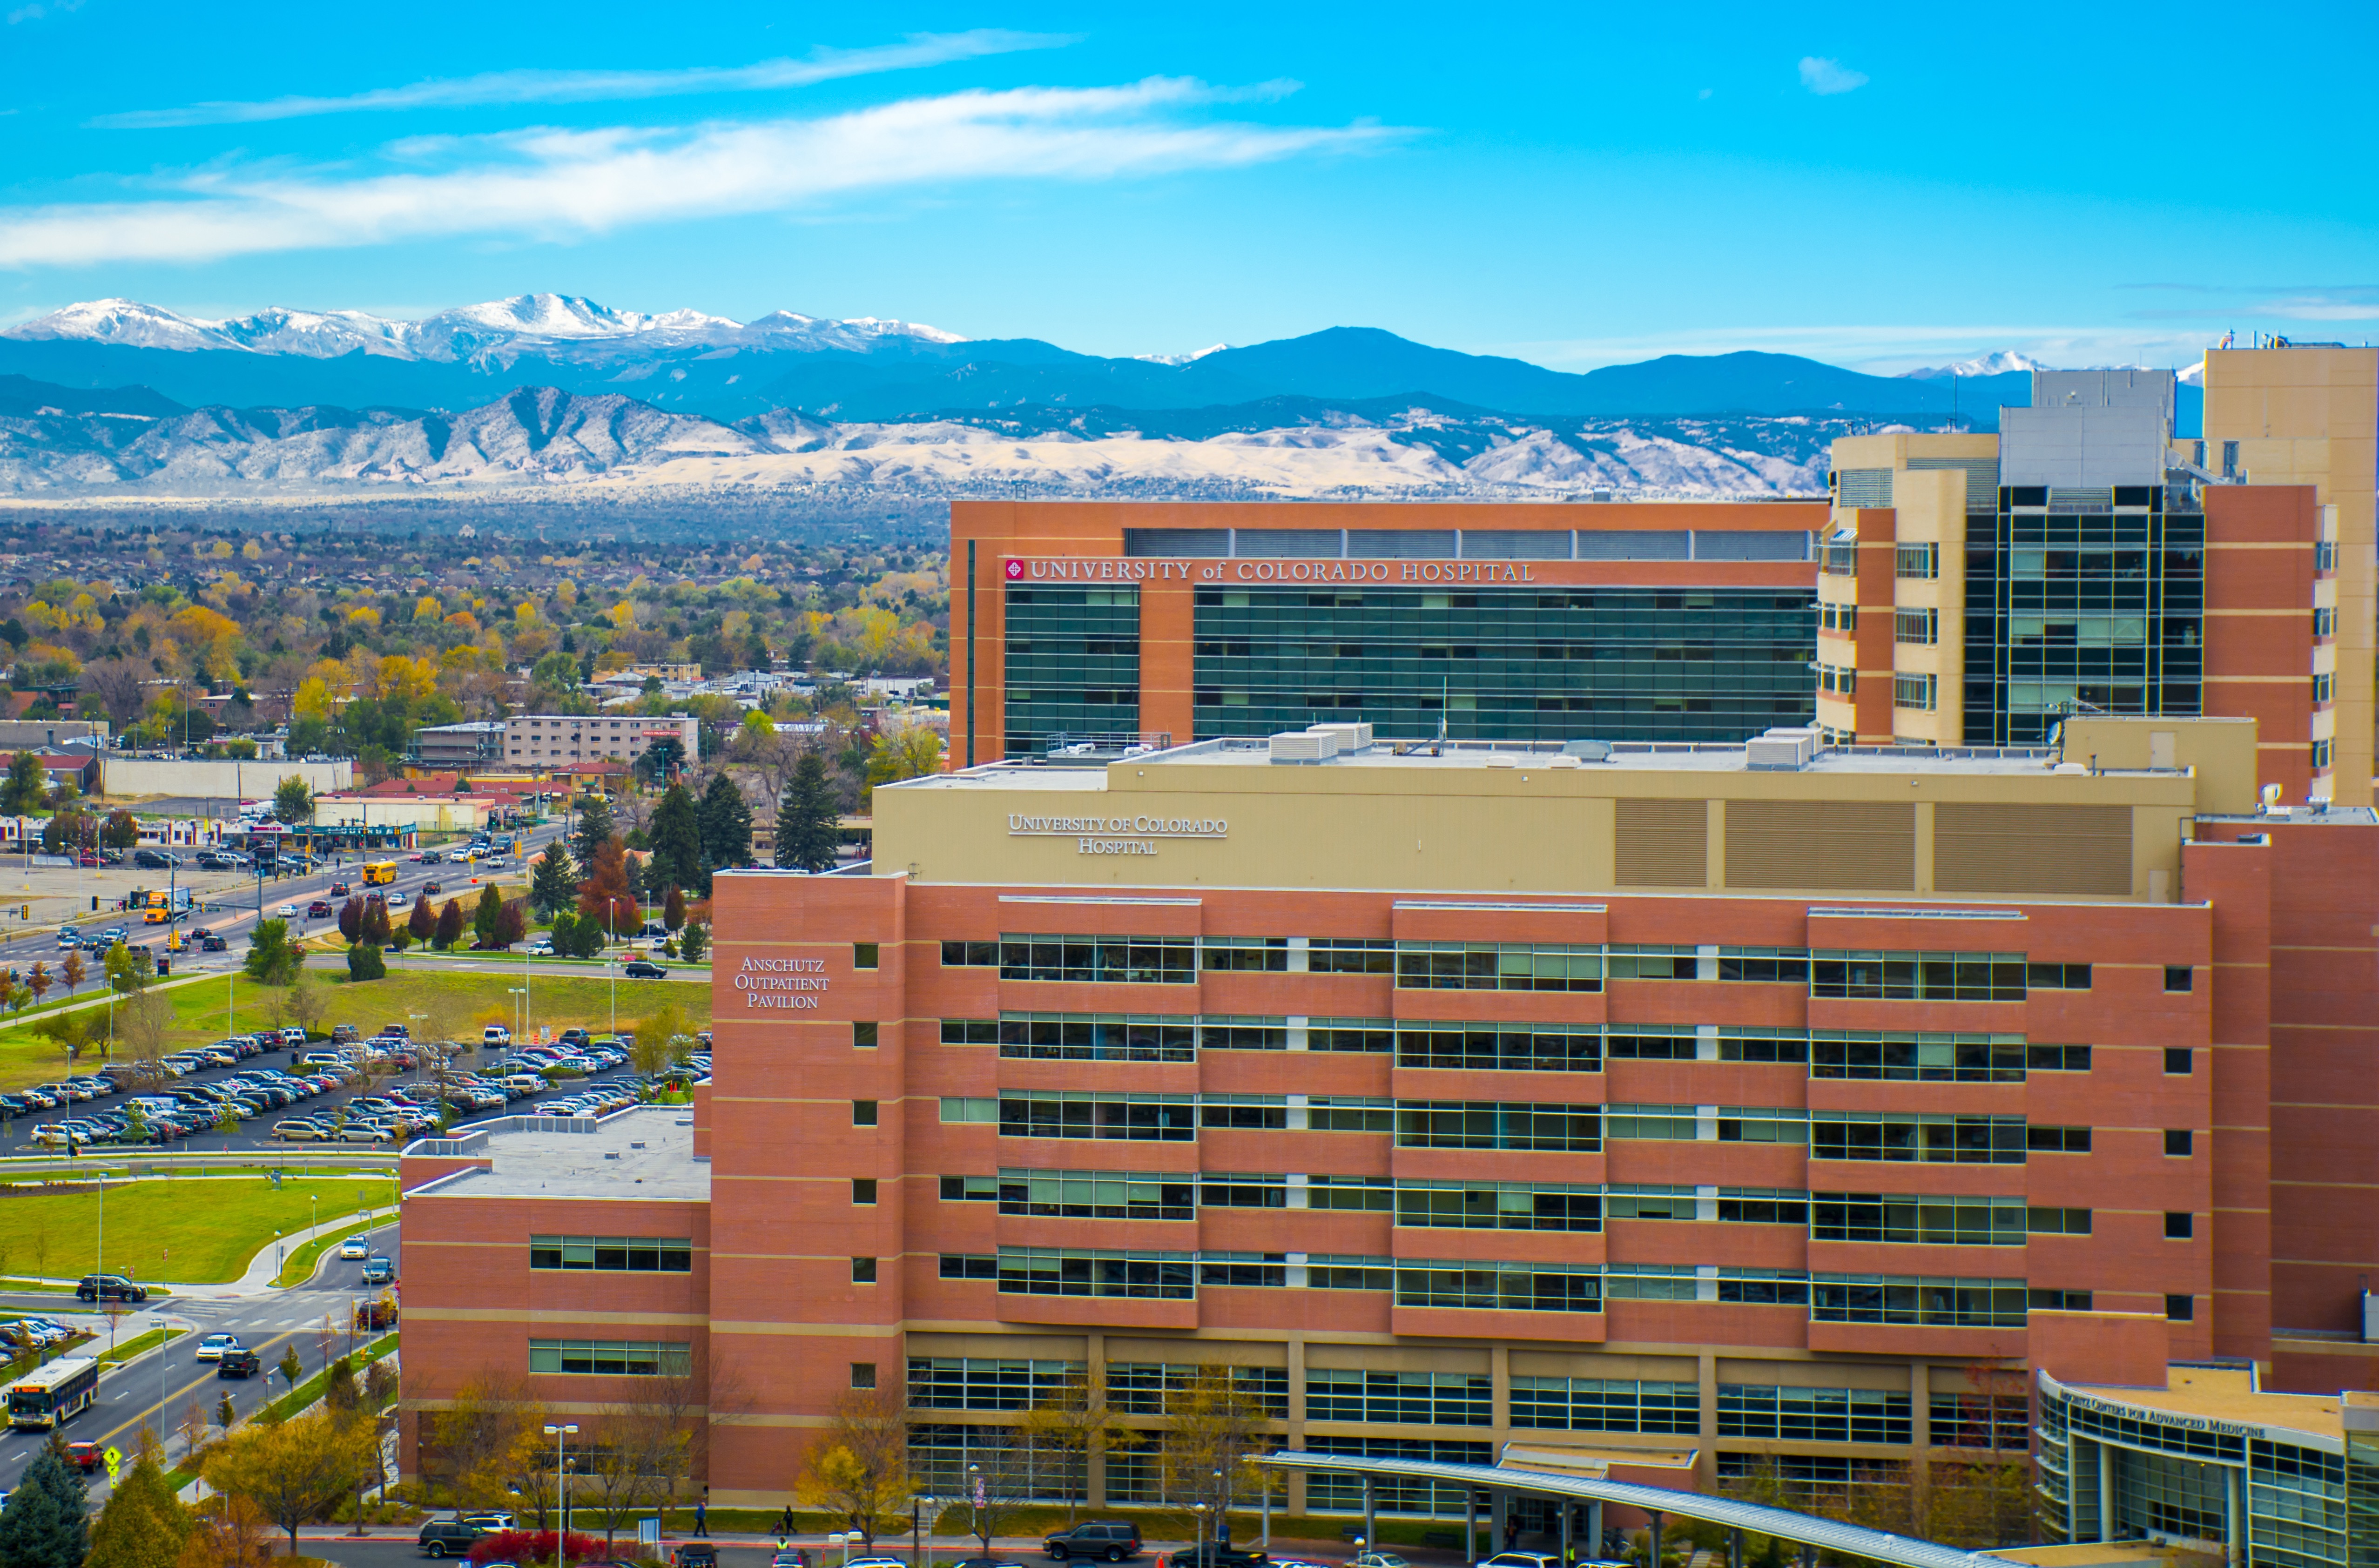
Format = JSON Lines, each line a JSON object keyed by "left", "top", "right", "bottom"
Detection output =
{"left": 363, "top": 861, "right": 398, "bottom": 887}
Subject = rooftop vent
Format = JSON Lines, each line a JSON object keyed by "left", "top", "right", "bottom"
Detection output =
{"left": 603, "top": 1151, "right": 622, "bottom": 1160}
{"left": 1307, "top": 721, "right": 1373, "bottom": 752}
{"left": 1745, "top": 727, "right": 1821, "bottom": 772}
{"left": 1561, "top": 739, "right": 1614, "bottom": 762}
{"left": 1269, "top": 729, "right": 1338, "bottom": 764}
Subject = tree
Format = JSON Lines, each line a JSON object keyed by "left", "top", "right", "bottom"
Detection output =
{"left": 269, "top": 777, "right": 314, "bottom": 828}
{"left": 577, "top": 838, "right": 636, "bottom": 937}
{"left": 0, "top": 753, "right": 47, "bottom": 816}
{"left": 1020, "top": 1370, "right": 1141, "bottom": 1528}
{"left": 679, "top": 923, "right": 708, "bottom": 963}
{"left": 202, "top": 1408, "right": 373, "bottom": 1559}
{"left": 180, "top": 1495, "right": 275, "bottom": 1568}
{"left": 493, "top": 898, "right": 527, "bottom": 950}
{"left": 398, "top": 892, "right": 431, "bottom": 947}
{"left": 581, "top": 1402, "right": 686, "bottom": 1547}
{"left": 85, "top": 1452, "right": 188, "bottom": 1568}
{"left": 472, "top": 886, "right": 502, "bottom": 949}
{"left": 662, "top": 886, "right": 687, "bottom": 933}
{"left": 30, "top": 1012, "right": 91, "bottom": 1075}
{"left": 58, "top": 952, "right": 82, "bottom": 998}
{"left": 696, "top": 772, "right": 752, "bottom": 875}
{"left": 102, "top": 941, "right": 151, "bottom": 996}
{"left": 636, "top": 735, "right": 687, "bottom": 785}
{"left": 242, "top": 919, "right": 300, "bottom": 986}
{"left": 337, "top": 897, "right": 363, "bottom": 943}
{"left": 99, "top": 810, "right": 139, "bottom": 850}
{"left": 434, "top": 897, "right": 465, "bottom": 951}
{"left": 777, "top": 751, "right": 841, "bottom": 873}
{"left": 1158, "top": 1369, "right": 1271, "bottom": 1537}
{"left": 863, "top": 721, "right": 943, "bottom": 801}
{"left": 346, "top": 943, "right": 386, "bottom": 982}
{"left": 114, "top": 990, "right": 175, "bottom": 1089}
{"left": 528, "top": 845, "right": 576, "bottom": 917}
{"left": 421, "top": 1369, "right": 545, "bottom": 1510}
{"left": 25, "top": 964, "right": 47, "bottom": 1009}
{"left": 285, "top": 974, "right": 326, "bottom": 1040}
{"left": 647, "top": 783, "right": 703, "bottom": 895}
{"left": 0, "top": 1433, "right": 91, "bottom": 1568}
{"left": 570, "top": 795, "right": 615, "bottom": 871}
{"left": 796, "top": 1389, "right": 912, "bottom": 1548}
{"left": 630, "top": 1003, "right": 688, "bottom": 1080}
{"left": 363, "top": 899, "right": 393, "bottom": 946}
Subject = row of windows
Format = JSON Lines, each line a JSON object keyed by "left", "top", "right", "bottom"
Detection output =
{"left": 527, "top": 1236, "right": 694, "bottom": 1272}
{"left": 939, "top": 1253, "right": 2062, "bottom": 1323}
{"left": 526, "top": 1339, "right": 690, "bottom": 1376}
{"left": 941, "top": 938, "right": 2116, "bottom": 999}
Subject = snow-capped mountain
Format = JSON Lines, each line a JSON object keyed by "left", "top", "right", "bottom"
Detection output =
{"left": 2, "top": 294, "right": 963, "bottom": 364}
{"left": 1897, "top": 350, "right": 2048, "bottom": 379}
{"left": 1136, "top": 343, "right": 1232, "bottom": 366}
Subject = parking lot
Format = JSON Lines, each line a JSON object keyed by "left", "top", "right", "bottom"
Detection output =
{"left": 0, "top": 1026, "right": 707, "bottom": 1157}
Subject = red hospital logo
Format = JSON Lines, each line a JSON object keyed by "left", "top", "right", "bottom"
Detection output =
{"left": 1004, "top": 559, "right": 1024, "bottom": 579}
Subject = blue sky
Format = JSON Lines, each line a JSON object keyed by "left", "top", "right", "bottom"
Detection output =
{"left": 2, "top": 0, "right": 2374, "bottom": 371}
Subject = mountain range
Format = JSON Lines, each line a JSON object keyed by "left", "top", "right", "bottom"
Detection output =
{"left": 0, "top": 295, "right": 2207, "bottom": 501}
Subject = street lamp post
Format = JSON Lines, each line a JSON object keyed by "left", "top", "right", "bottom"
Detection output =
{"left": 912, "top": 1495, "right": 936, "bottom": 1568}
{"left": 544, "top": 1422, "right": 579, "bottom": 1568}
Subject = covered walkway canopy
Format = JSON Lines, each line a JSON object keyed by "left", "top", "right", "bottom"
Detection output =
{"left": 1258, "top": 1451, "right": 2008, "bottom": 1568}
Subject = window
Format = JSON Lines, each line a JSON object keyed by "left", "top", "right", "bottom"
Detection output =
{"left": 1810, "top": 1112, "right": 2023, "bottom": 1164}
{"left": 2313, "top": 738, "right": 2334, "bottom": 771}
{"left": 851, "top": 1257, "right": 877, "bottom": 1283}
{"left": 1109, "top": 1364, "right": 1288, "bottom": 1417}
{"left": 1307, "top": 1370, "right": 1492, "bottom": 1426}
{"left": 1310, "top": 1018, "right": 1395, "bottom": 1052}
{"left": 2027, "top": 1125, "right": 2091, "bottom": 1153}
{"left": 1202, "top": 936, "right": 1288, "bottom": 972}
{"left": 1895, "top": 544, "right": 1939, "bottom": 579}
{"left": 999, "top": 1091, "right": 1196, "bottom": 1141}
{"left": 2313, "top": 673, "right": 2334, "bottom": 705}
{"left": 854, "top": 943, "right": 879, "bottom": 969}
{"left": 997, "top": 1247, "right": 1196, "bottom": 1299}
{"left": 2165, "top": 1211, "right": 2195, "bottom": 1239}
{"left": 852, "top": 1179, "right": 877, "bottom": 1205}
{"left": 528, "top": 1236, "right": 694, "bottom": 1272}
{"left": 852, "top": 1099, "right": 878, "bottom": 1126}
{"left": 938, "top": 1097, "right": 995, "bottom": 1124}
{"left": 528, "top": 1339, "right": 691, "bottom": 1376}
{"left": 850, "top": 1363, "right": 876, "bottom": 1390}
{"left": 993, "top": 1014, "right": 1196, "bottom": 1063}
{"left": 1810, "top": 1194, "right": 2026, "bottom": 1245}
{"left": 2029, "top": 1288, "right": 2092, "bottom": 1311}
{"left": 907, "top": 1357, "right": 1083, "bottom": 1410}
{"left": 1819, "top": 663, "right": 1856, "bottom": 696}
{"left": 1393, "top": 1261, "right": 1602, "bottom": 1313}
{"left": 1307, "top": 939, "right": 1395, "bottom": 975}
{"left": 1395, "top": 1024, "right": 1602, "bottom": 1073}
{"left": 1930, "top": 1392, "right": 2029, "bottom": 1450}
{"left": 1719, "top": 1386, "right": 1912, "bottom": 1445}
{"left": 940, "top": 940, "right": 997, "bottom": 967}
{"left": 1812, "top": 1033, "right": 2024, "bottom": 1083}
{"left": 1717, "top": 1191, "right": 1810, "bottom": 1225}
{"left": 1894, "top": 609, "right": 1938, "bottom": 645}
{"left": 992, "top": 935, "right": 1198, "bottom": 984}
{"left": 2314, "top": 607, "right": 2336, "bottom": 638}
{"left": 2027, "top": 1207, "right": 2092, "bottom": 1235}
{"left": 1307, "top": 1176, "right": 1395, "bottom": 1211}
{"left": 2165, "top": 1129, "right": 2195, "bottom": 1157}
{"left": 1510, "top": 1377, "right": 1699, "bottom": 1433}
{"left": 1820, "top": 602, "right": 1857, "bottom": 633}
{"left": 1394, "top": 1181, "right": 1602, "bottom": 1232}
{"left": 2165, "top": 965, "right": 2194, "bottom": 992}
{"left": 938, "top": 1254, "right": 996, "bottom": 1280}
{"left": 1810, "top": 951, "right": 2025, "bottom": 1002}
{"left": 2164, "top": 1048, "right": 2194, "bottom": 1075}
{"left": 940, "top": 1019, "right": 998, "bottom": 1044}
{"left": 2027, "top": 1044, "right": 2091, "bottom": 1071}
{"left": 939, "top": 1175, "right": 996, "bottom": 1201}
{"left": 853, "top": 1022, "right": 878, "bottom": 1048}
{"left": 1809, "top": 1276, "right": 2026, "bottom": 1327}
{"left": 2027, "top": 963, "right": 2092, "bottom": 990}
{"left": 2166, "top": 1294, "right": 2195, "bottom": 1321}
{"left": 1395, "top": 1102, "right": 1601, "bottom": 1152}
{"left": 999, "top": 1170, "right": 1195, "bottom": 1220}
{"left": 1394, "top": 942, "right": 1603, "bottom": 992}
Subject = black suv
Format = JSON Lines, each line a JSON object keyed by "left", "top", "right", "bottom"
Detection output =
{"left": 75, "top": 1274, "right": 148, "bottom": 1304}
{"left": 418, "top": 1515, "right": 508, "bottom": 1558}
{"left": 217, "top": 1349, "right": 260, "bottom": 1379}
{"left": 1045, "top": 1524, "right": 1143, "bottom": 1562}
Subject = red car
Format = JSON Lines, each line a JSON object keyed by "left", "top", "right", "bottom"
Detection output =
{"left": 307, "top": 900, "right": 333, "bottom": 917}
{"left": 66, "top": 1441, "right": 101, "bottom": 1472}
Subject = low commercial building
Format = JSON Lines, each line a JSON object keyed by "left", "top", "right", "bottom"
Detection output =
{"left": 399, "top": 714, "right": 2379, "bottom": 1521}
{"left": 410, "top": 721, "right": 506, "bottom": 768}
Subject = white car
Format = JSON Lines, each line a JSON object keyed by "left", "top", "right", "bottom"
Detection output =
{"left": 482, "top": 1026, "right": 511, "bottom": 1047}
{"left": 276, "top": 903, "right": 298, "bottom": 918}
{"left": 525, "top": 939, "right": 555, "bottom": 957}
{"left": 195, "top": 1333, "right": 242, "bottom": 1362}
{"left": 338, "top": 1236, "right": 371, "bottom": 1259}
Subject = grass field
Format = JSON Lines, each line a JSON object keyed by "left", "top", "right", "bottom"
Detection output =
{"left": 0, "top": 1172, "right": 398, "bottom": 1284}
{"left": 274, "top": 1211, "right": 392, "bottom": 1287}
{"left": 0, "top": 967, "right": 710, "bottom": 1092}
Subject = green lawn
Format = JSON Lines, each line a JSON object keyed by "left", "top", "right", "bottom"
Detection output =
{"left": 0, "top": 967, "right": 710, "bottom": 1091}
{"left": 0, "top": 1173, "right": 398, "bottom": 1284}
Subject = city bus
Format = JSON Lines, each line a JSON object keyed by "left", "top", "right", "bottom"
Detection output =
{"left": 8, "top": 1357, "right": 99, "bottom": 1429}
{"left": 362, "top": 861, "right": 398, "bottom": 887}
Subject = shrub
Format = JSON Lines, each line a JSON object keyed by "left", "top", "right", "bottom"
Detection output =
{"left": 345, "top": 944, "right": 386, "bottom": 982}
{"left": 467, "top": 1530, "right": 607, "bottom": 1567}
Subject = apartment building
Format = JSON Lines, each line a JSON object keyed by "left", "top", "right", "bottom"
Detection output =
{"left": 949, "top": 501, "right": 1827, "bottom": 765}
{"left": 1815, "top": 347, "right": 2377, "bottom": 808}
{"left": 498, "top": 713, "right": 699, "bottom": 768}
{"left": 398, "top": 713, "right": 2379, "bottom": 1520}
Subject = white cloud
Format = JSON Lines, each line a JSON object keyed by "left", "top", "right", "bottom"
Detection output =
{"left": 1797, "top": 56, "right": 1868, "bottom": 95}
{"left": 0, "top": 79, "right": 1405, "bottom": 267}
{"left": 91, "top": 30, "right": 1074, "bottom": 128}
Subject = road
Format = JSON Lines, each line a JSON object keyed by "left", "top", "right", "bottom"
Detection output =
{"left": 0, "top": 1214, "right": 403, "bottom": 1501}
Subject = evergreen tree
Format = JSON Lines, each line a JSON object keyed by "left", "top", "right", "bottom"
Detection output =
{"left": 0, "top": 1433, "right": 90, "bottom": 1568}
{"left": 434, "top": 897, "right": 465, "bottom": 951}
{"left": 570, "top": 795, "right": 614, "bottom": 871}
{"left": 346, "top": 943, "right": 385, "bottom": 982}
{"left": 85, "top": 1454, "right": 186, "bottom": 1568}
{"left": 549, "top": 911, "right": 582, "bottom": 958}
{"left": 777, "top": 751, "right": 842, "bottom": 873}
{"left": 680, "top": 923, "right": 708, "bottom": 962}
{"left": 361, "top": 899, "right": 392, "bottom": 946}
{"left": 336, "top": 897, "right": 364, "bottom": 943}
{"left": 647, "top": 782, "right": 704, "bottom": 894}
{"left": 697, "top": 772, "right": 753, "bottom": 875}
{"left": 472, "top": 886, "right": 502, "bottom": 948}
{"left": 663, "top": 886, "right": 687, "bottom": 932}
{"left": 528, "top": 844, "right": 576, "bottom": 917}
{"left": 241, "top": 919, "right": 300, "bottom": 986}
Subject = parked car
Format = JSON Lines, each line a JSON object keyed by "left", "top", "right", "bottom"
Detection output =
{"left": 482, "top": 1026, "right": 511, "bottom": 1047}
{"left": 75, "top": 1273, "right": 148, "bottom": 1304}
{"left": 217, "top": 1349, "right": 261, "bottom": 1379}
{"left": 132, "top": 848, "right": 177, "bottom": 869}
{"left": 1046, "top": 1524, "right": 1144, "bottom": 1561}
{"left": 418, "top": 1518, "right": 499, "bottom": 1559}
{"left": 671, "top": 1547, "right": 720, "bottom": 1568}
{"left": 622, "top": 960, "right": 667, "bottom": 979}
